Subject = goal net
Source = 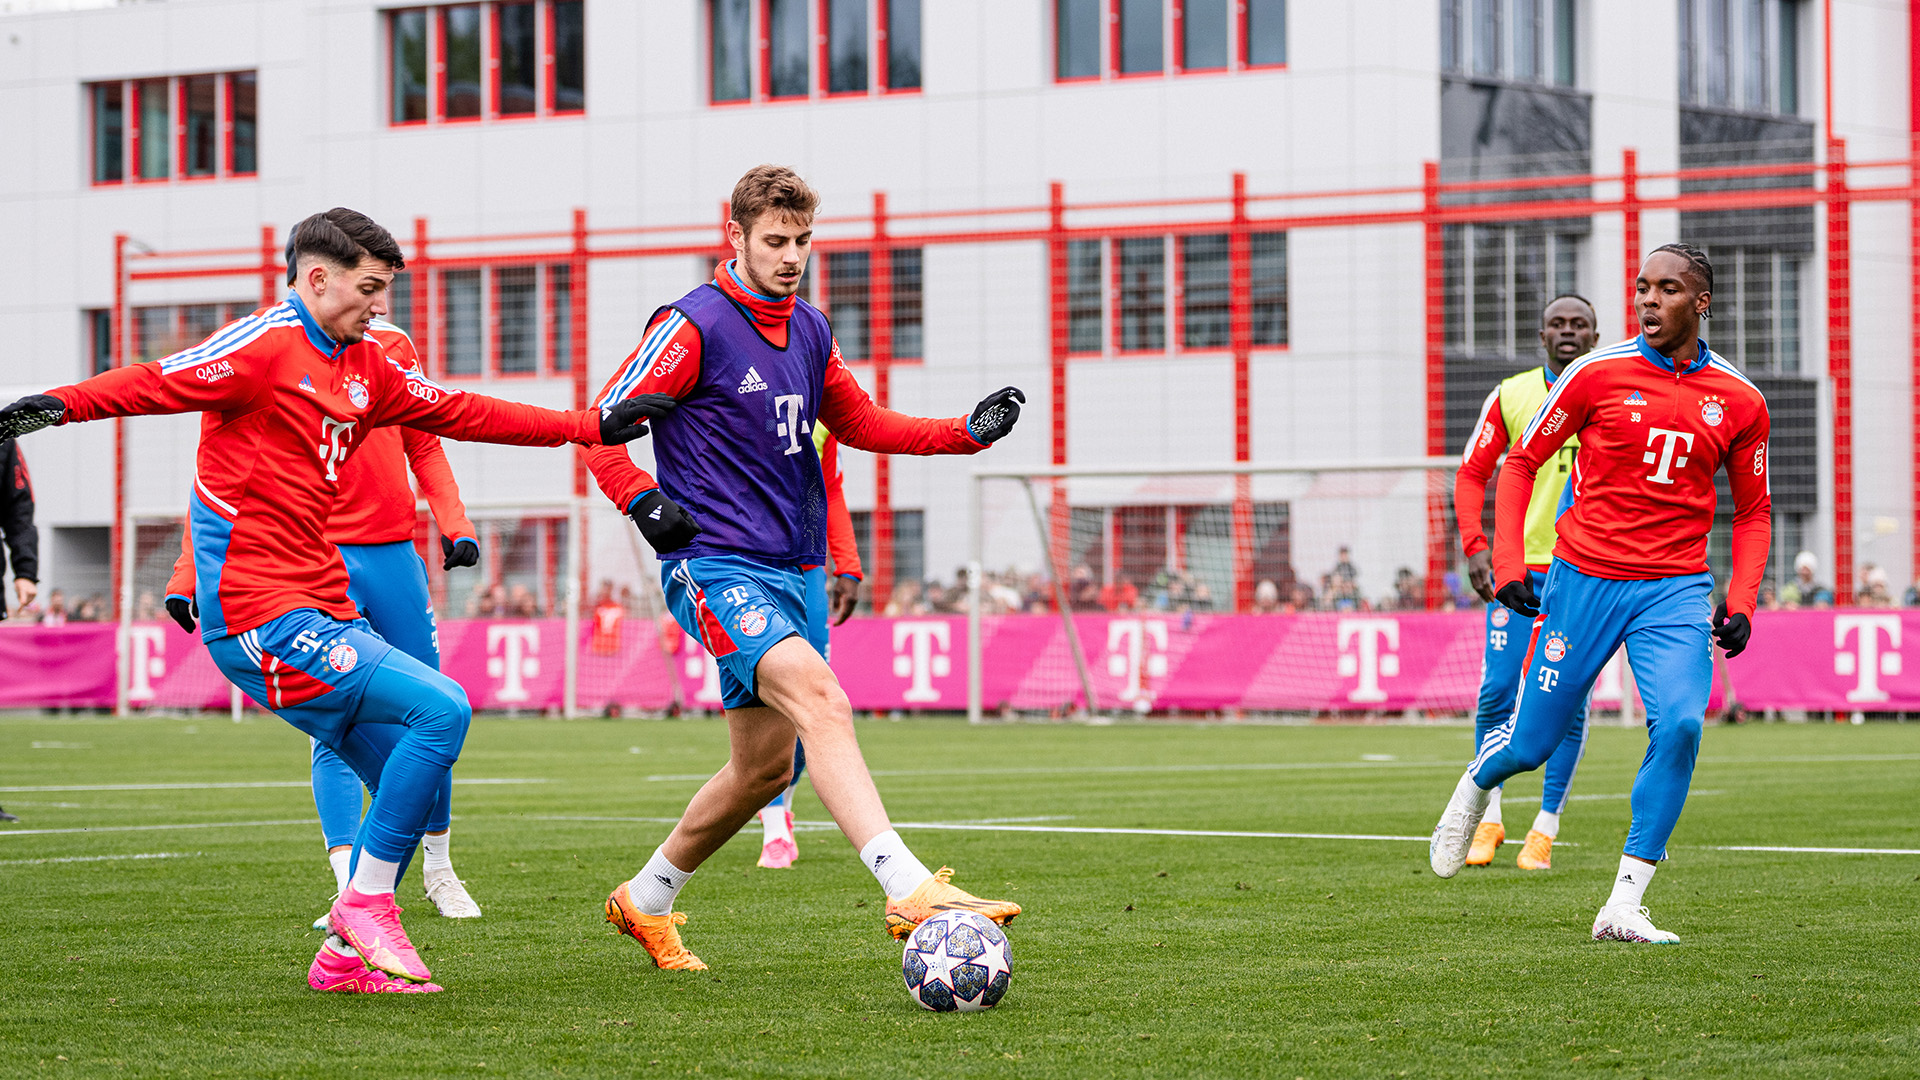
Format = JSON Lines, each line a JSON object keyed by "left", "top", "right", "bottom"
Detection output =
{"left": 962, "top": 460, "right": 1640, "bottom": 722}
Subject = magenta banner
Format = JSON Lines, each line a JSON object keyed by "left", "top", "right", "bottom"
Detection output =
{"left": 0, "top": 610, "right": 1895, "bottom": 715}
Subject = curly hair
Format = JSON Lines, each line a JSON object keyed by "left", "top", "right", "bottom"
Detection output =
{"left": 1649, "top": 242, "right": 1713, "bottom": 317}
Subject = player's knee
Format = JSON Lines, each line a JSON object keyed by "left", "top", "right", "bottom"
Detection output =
{"left": 1655, "top": 713, "right": 1704, "bottom": 756}
{"left": 787, "top": 668, "right": 853, "bottom": 735}
{"left": 744, "top": 756, "right": 794, "bottom": 799}
{"left": 411, "top": 676, "right": 473, "bottom": 757}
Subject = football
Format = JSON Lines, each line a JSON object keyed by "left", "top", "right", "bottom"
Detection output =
{"left": 901, "top": 911, "right": 1012, "bottom": 1012}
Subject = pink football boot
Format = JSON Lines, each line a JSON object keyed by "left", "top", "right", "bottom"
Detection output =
{"left": 309, "top": 940, "right": 443, "bottom": 993}
{"left": 328, "top": 886, "right": 432, "bottom": 983}
{"left": 758, "top": 810, "right": 798, "bottom": 869}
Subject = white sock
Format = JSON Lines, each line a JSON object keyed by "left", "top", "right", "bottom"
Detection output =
{"left": 348, "top": 853, "right": 402, "bottom": 896}
{"left": 422, "top": 830, "right": 453, "bottom": 874}
{"left": 760, "top": 805, "right": 793, "bottom": 844}
{"left": 628, "top": 847, "right": 695, "bottom": 916}
{"left": 1452, "top": 769, "right": 1494, "bottom": 814}
{"left": 1605, "top": 856, "right": 1656, "bottom": 909}
{"left": 1532, "top": 810, "right": 1561, "bottom": 839}
{"left": 1483, "top": 786, "right": 1504, "bottom": 826}
{"left": 859, "top": 829, "right": 934, "bottom": 900}
{"left": 328, "top": 848, "right": 351, "bottom": 894}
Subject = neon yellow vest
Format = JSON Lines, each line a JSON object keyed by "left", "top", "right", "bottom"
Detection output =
{"left": 1498, "top": 366, "right": 1578, "bottom": 567}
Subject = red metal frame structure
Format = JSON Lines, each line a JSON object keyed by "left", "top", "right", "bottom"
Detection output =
{"left": 107, "top": 150, "right": 1920, "bottom": 615}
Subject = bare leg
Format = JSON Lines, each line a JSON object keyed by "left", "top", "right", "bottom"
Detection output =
{"left": 659, "top": 701, "right": 799, "bottom": 871}
{"left": 658, "top": 637, "right": 892, "bottom": 869}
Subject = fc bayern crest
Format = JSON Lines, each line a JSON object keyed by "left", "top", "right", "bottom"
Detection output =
{"left": 1542, "top": 633, "right": 1568, "bottom": 663}
{"left": 1700, "top": 399, "right": 1724, "bottom": 426}
{"left": 346, "top": 380, "right": 370, "bottom": 409}
{"left": 737, "top": 609, "right": 768, "bottom": 637}
{"left": 327, "top": 643, "right": 359, "bottom": 673}
{"left": 1491, "top": 607, "right": 1510, "bottom": 628}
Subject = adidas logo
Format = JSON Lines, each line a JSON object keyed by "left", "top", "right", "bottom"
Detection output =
{"left": 649, "top": 507, "right": 663, "bottom": 520}
{"left": 655, "top": 874, "right": 674, "bottom": 887}
{"left": 737, "top": 366, "right": 768, "bottom": 394}
{"left": 872, "top": 854, "right": 890, "bottom": 868}
{"left": 1623, "top": 391, "right": 1647, "bottom": 406}
{"left": 298, "top": 374, "right": 317, "bottom": 393}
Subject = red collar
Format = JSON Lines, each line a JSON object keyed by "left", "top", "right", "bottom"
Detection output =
{"left": 715, "top": 261, "right": 795, "bottom": 337}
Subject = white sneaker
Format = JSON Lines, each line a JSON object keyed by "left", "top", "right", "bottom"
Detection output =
{"left": 312, "top": 892, "right": 338, "bottom": 932}
{"left": 423, "top": 868, "right": 483, "bottom": 918}
{"left": 1429, "top": 773, "right": 1490, "bottom": 878}
{"left": 1591, "top": 903, "right": 1680, "bottom": 944}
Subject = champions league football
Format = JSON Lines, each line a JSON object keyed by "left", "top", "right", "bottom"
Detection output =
{"left": 902, "top": 911, "right": 1012, "bottom": 1012}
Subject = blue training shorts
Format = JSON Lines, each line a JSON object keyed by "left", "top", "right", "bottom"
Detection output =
{"left": 207, "top": 608, "right": 397, "bottom": 745}
{"left": 663, "top": 554, "right": 827, "bottom": 710}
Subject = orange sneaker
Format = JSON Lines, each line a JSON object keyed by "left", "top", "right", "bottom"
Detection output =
{"left": 1465, "top": 821, "right": 1505, "bottom": 866}
{"left": 1516, "top": 829, "right": 1554, "bottom": 870}
{"left": 883, "top": 867, "right": 1021, "bottom": 941}
{"left": 604, "top": 882, "right": 707, "bottom": 971}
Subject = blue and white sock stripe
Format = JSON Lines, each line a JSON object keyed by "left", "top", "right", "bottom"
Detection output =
{"left": 158, "top": 306, "right": 300, "bottom": 375}
{"left": 600, "top": 312, "right": 688, "bottom": 406}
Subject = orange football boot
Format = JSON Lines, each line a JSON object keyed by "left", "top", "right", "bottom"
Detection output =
{"left": 1516, "top": 829, "right": 1554, "bottom": 870}
{"left": 604, "top": 882, "right": 707, "bottom": 971}
{"left": 883, "top": 867, "right": 1021, "bottom": 940}
{"left": 1465, "top": 821, "right": 1505, "bottom": 866}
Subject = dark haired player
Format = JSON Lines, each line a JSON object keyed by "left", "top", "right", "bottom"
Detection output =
{"left": 590, "top": 165, "right": 1025, "bottom": 970}
{"left": 0, "top": 207, "right": 667, "bottom": 992}
{"left": 1429, "top": 244, "right": 1770, "bottom": 944}
{"left": 1454, "top": 294, "right": 1599, "bottom": 870}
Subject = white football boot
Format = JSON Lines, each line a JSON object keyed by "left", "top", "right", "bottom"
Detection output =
{"left": 423, "top": 868, "right": 484, "bottom": 918}
{"left": 1591, "top": 904, "right": 1679, "bottom": 944}
{"left": 312, "top": 893, "right": 338, "bottom": 932}
{"left": 1429, "top": 770, "right": 1492, "bottom": 878}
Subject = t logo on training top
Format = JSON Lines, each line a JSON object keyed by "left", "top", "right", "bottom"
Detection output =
{"left": 1642, "top": 427, "right": 1695, "bottom": 485}
{"left": 317, "top": 417, "right": 356, "bottom": 482}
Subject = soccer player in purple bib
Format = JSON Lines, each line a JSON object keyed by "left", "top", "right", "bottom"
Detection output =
{"left": 588, "top": 165, "right": 1026, "bottom": 970}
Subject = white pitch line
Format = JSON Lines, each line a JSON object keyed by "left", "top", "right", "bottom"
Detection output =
{"left": 886, "top": 821, "right": 1436, "bottom": 843}
{"left": 641, "top": 760, "right": 1465, "bottom": 783}
{"left": 1501, "top": 790, "right": 1725, "bottom": 806}
{"left": 0, "top": 818, "right": 316, "bottom": 838}
{"left": 0, "top": 778, "right": 547, "bottom": 793}
{"left": 1706, "top": 844, "right": 1920, "bottom": 856}
{"left": 0, "top": 851, "right": 202, "bottom": 866}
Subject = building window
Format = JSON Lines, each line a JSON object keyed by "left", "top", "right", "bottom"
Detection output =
{"left": 128, "top": 303, "right": 254, "bottom": 364}
{"left": 884, "top": 0, "right": 921, "bottom": 90}
{"left": 1115, "top": 237, "right": 1166, "bottom": 352}
{"left": 827, "top": 0, "right": 868, "bottom": 94}
{"left": 1067, "top": 239, "right": 1104, "bottom": 353}
{"left": 434, "top": 263, "right": 576, "bottom": 378}
{"left": 1443, "top": 223, "right": 1582, "bottom": 356}
{"left": 87, "top": 309, "right": 113, "bottom": 375}
{"left": 1680, "top": 0, "right": 1798, "bottom": 112}
{"left": 1250, "top": 232, "right": 1288, "bottom": 346}
{"left": 891, "top": 249, "right": 924, "bottom": 359}
{"left": 1181, "top": 234, "right": 1230, "bottom": 348}
{"left": 1118, "top": 0, "right": 1164, "bottom": 74}
{"left": 89, "top": 72, "right": 258, "bottom": 186}
{"left": 824, "top": 251, "right": 871, "bottom": 358}
{"left": 388, "top": 273, "right": 414, "bottom": 334}
{"left": 1704, "top": 247, "right": 1802, "bottom": 374}
{"left": 851, "top": 509, "right": 925, "bottom": 591}
{"left": 1057, "top": 0, "right": 1102, "bottom": 79}
{"left": 1441, "top": 0, "right": 1575, "bottom": 86}
{"left": 1181, "top": 0, "right": 1228, "bottom": 72}
{"left": 712, "top": 0, "right": 753, "bottom": 102}
{"left": 389, "top": 2, "right": 584, "bottom": 124}
{"left": 766, "top": 0, "right": 810, "bottom": 98}
{"left": 1244, "top": 0, "right": 1285, "bottom": 66}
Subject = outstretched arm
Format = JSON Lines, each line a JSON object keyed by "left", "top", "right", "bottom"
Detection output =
{"left": 585, "top": 311, "right": 702, "bottom": 512}
{"left": 401, "top": 427, "right": 477, "bottom": 544}
{"left": 369, "top": 357, "right": 660, "bottom": 447}
{"left": 818, "top": 343, "right": 996, "bottom": 456}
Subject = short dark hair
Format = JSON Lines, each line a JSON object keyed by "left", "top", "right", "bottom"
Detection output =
{"left": 730, "top": 165, "right": 820, "bottom": 235}
{"left": 1542, "top": 292, "right": 1597, "bottom": 325}
{"left": 1649, "top": 242, "right": 1713, "bottom": 316}
{"left": 286, "top": 208, "right": 405, "bottom": 286}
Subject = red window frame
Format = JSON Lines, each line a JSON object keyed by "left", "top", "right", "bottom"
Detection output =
{"left": 760, "top": 0, "right": 809, "bottom": 101}
{"left": 544, "top": 1, "right": 587, "bottom": 115}
{"left": 176, "top": 74, "right": 217, "bottom": 182}
{"left": 877, "top": 0, "right": 922, "bottom": 95}
{"left": 1110, "top": 235, "right": 1169, "bottom": 356}
{"left": 1171, "top": 0, "right": 1231, "bottom": 74}
{"left": 88, "top": 81, "right": 124, "bottom": 187}
{"left": 387, "top": 7, "right": 433, "bottom": 126}
{"left": 226, "top": 72, "right": 259, "bottom": 177}
{"left": 819, "top": 0, "right": 861, "bottom": 98}
{"left": 1053, "top": 0, "right": 1104, "bottom": 83}
{"left": 1110, "top": 0, "right": 1165, "bottom": 80}
{"left": 438, "top": 4, "right": 484, "bottom": 124}
{"left": 1238, "top": 0, "right": 1288, "bottom": 70}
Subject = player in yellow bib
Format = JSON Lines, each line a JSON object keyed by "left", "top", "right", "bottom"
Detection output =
{"left": 1453, "top": 294, "right": 1599, "bottom": 869}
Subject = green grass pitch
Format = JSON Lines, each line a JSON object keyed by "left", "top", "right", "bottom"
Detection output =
{"left": 4, "top": 710, "right": 1919, "bottom": 1078}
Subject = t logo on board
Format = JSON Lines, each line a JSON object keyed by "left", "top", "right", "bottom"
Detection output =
{"left": 486, "top": 624, "right": 541, "bottom": 703}
{"left": 1336, "top": 618, "right": 1400, "bottom": 703}
{"left": 1834, "top": 614, "right": 1902, "bottom": 704}
{"left": 126, "top": 625, "right": 167, "bottom": 704}
{"left": 892, "top": 621, "right": 952, "bottom": 704}
{"left": 1107, "top": 619, "right": 1170, "bottom": 708}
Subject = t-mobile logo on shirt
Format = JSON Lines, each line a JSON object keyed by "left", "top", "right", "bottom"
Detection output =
{"left": 1642, "top": 428, "right": 1695, "bottom": 485}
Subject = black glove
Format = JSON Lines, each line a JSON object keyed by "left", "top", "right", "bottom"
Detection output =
{"left": 440, "top": 536, "right": 480, "bottom": 571}
{"left": 967, "top": 387, "right": 1025, "bottom": 445}
{"left": 600, "top": 393, "right": 678, "bottom": 445}
{"left": 1713, "top": 602, "right": 1752, "bottom": 659}
{"left": 1494, "top": 578, "right": 1540, "bottom": 618}
{"left": 165, "top": 596, "right": 198, "bottom": 634}
{"left": 0, "top": 394, "right": 66, "bottom": 440}
{"left": 630, "top": 489, "right": 702, "bottom": 554}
